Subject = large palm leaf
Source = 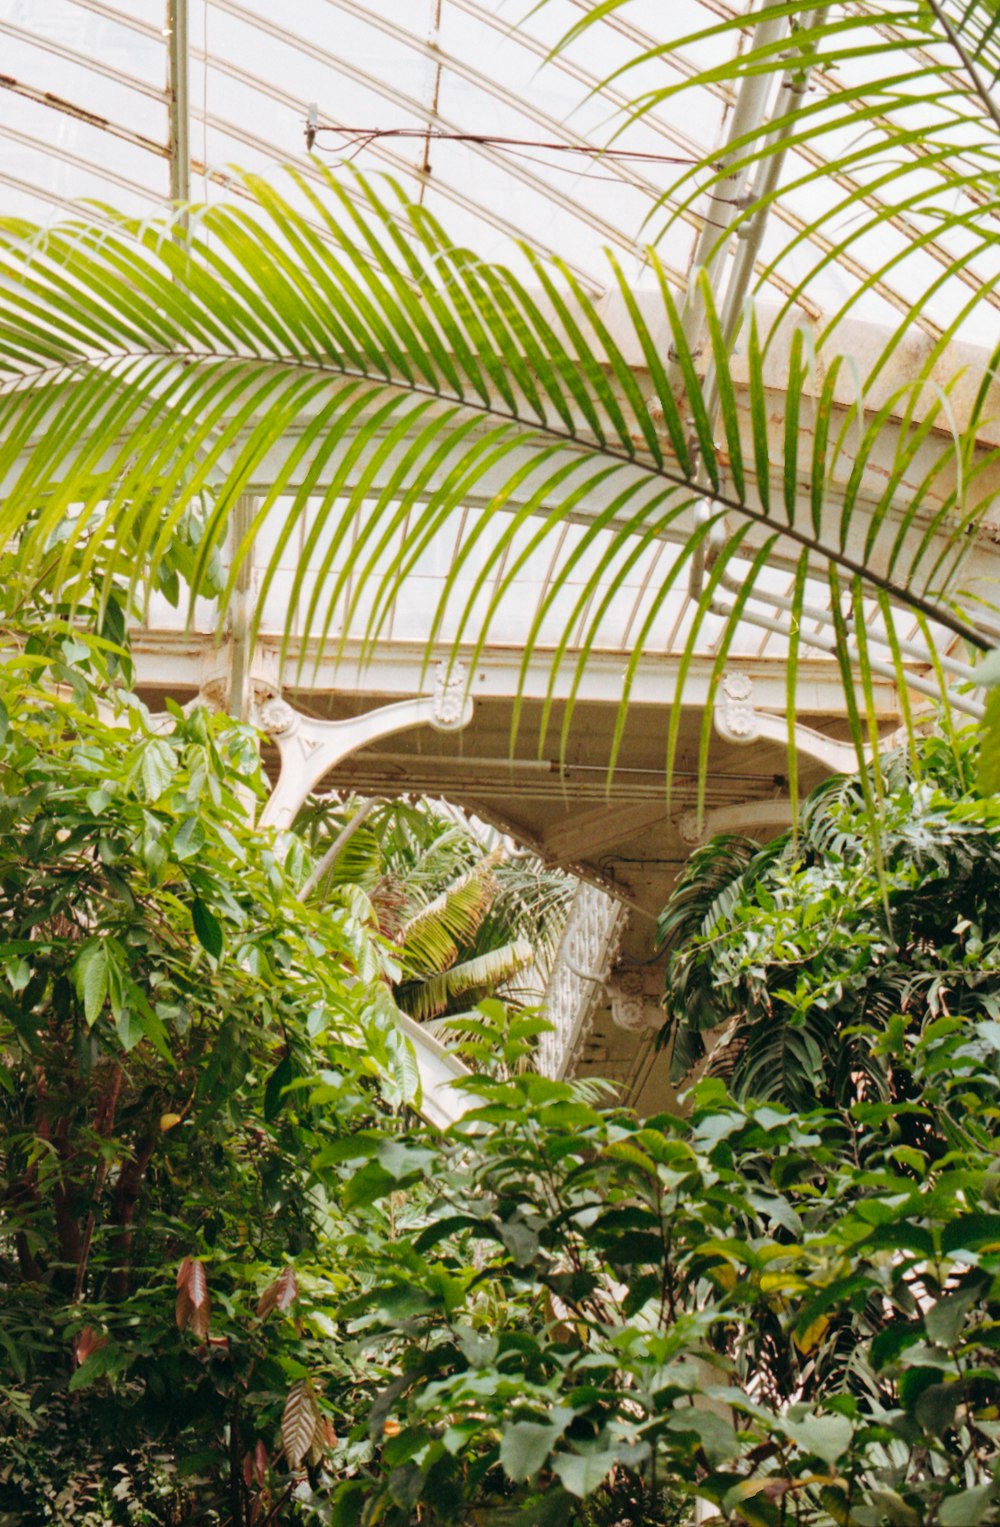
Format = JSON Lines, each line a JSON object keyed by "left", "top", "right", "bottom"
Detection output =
{"left": 0, "top": 18, "right": 994, "bottom": 799}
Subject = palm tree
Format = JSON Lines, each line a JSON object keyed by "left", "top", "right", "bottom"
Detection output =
{"left": 295, "top": 794, "right": 573, "bottom": 1023}
{"left": 0, "top": 2, "right": 997, "bottom": 811}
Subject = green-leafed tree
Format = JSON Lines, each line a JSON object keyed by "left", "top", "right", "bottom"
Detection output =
{"left": 0, "top": 606, "right": 427, "bottom": 1524}
{"left": 657, "top": 730, "right": 1000, "bottom": 1110}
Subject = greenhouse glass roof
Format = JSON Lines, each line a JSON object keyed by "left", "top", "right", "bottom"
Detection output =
{"left": 2, "top": 1, "right": 996, "bottom": 705}
{"left": 1, "top": 0, "right": 996, "bottom": 340}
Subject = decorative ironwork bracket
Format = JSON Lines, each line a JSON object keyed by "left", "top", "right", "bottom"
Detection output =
{"left": 248, "top": 661, "right": 475, "bottom": 1128}
{"left": 715, "top": 670, "right": 874, "bottom": 775}
{"left": 677, "top": 798, "right": 795, "bottom": 847}
{"left": 256, "top": 661, "right": 473, "bottom": 831}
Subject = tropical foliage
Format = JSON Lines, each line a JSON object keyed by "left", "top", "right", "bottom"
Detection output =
{"left": 296, "top": 795, "right": 572, "bottom": 1022}
{"left": 7, "top": 4, "right": 1000, "bottom": 1525}
{"left": 333, "top": 1028, "right": 1000, "bottom": 1527}
{"left": 0, "top": 612, "right": 420, "bottom": 1522}
{"left": 2, "top": 617, "right": 1000, "bottom": 1525}
{"left": 657, "top": 730, "right": 1000, "bottom": 1108}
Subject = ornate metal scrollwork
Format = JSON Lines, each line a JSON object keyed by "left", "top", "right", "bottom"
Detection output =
{"left": 431, "top": 661, "right": 472, "bottom": 731}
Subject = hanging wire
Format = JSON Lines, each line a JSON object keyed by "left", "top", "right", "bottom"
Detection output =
{"left": 305, "top": 113, "right": 708, "bottom": 186}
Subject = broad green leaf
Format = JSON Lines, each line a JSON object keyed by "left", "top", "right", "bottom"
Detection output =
{"left": 499, "top": 1415, "right": 572, "bottom": 1482}
{"left": 191, "top": 898, "right": 223, "bottom": 959}
{"left": 940, "top": 1486, "right": 995, "bottom": 1526}
{"left": 72, "top": 939, "right": 109, "bottom": 1026}
{"left": 551, "top": 1450, "right": 618, "bottom": 1498}
{"left": 264, "top": 1054, "right": 293, "bottom": 1121}
{"left": 666, "top": 1408, "right": 741, "bottom": 1466}
{"left": 139, "top": 737, "right": 175, "bottom": 802}
{"left": 925, "top": 1287, "right": 980, "bottom": 1350}
{"left": 783, "top": 1413, "right": 853, "bottom": 1466}
{"left": 914, "top": 1382, "right": 960, "bottom": 1436}
{"left": 172, "top": 816, "right": 205, "bottom": 861}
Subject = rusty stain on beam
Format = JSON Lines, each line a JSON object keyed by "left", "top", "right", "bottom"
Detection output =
{"left": 0, "top": 74, "right": 167, "bottom": 157}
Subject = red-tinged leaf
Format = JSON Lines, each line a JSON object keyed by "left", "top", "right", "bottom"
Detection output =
{"left": 319, "top": 1417, "right": 337, "bottom": 1448}
{"left": 175, "top": 1286, "right": 192, "bottom": 1333}
{"left": 256, "top": 1265, "right": 298, "bottom": 1318}
{"left": 256, "top": 1282, "right": 278, "bottom": 1320}
{"left": 254, "top": 1439, "right": 268, "bottom": 1486}
{"left": 189, "top": 1293, "right": 211, "bottom": 1341}
{"left": 243, "top": 1453, "right": 254, "bottom": 1490}
{"left": 186, "top": 1259, "right": 208, "bottom": 1308}
{"left": 275, "top": 1267, "right": 299, "bottom": 1312}
{"left": 177, "top": 1255, "right": 193, "bottom": 1290}
{"left": 75, "top": 1326, "right": 106, "bottom": 1366}
{"left": 282, "top": 1381, "right": 318, "bottom": 1470}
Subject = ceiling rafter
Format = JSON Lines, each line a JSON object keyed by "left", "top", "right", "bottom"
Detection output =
{"left": 0, "top": 122, "right": 161, "bottom": 202}
{"left": 67, "top": 0, "right": 162, "bottom": 42}
{"left": 0, "top": 17, "right": 167, "bottom": 103}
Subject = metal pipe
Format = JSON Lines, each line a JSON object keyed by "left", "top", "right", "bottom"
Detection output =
{"left": 687, "top": 7, "right": 827, "bottom": 597}
{"left": 709, "top": 593, "right": 984, "bottom": 718}
{"left": 715, "top": 8, "right": 831, "bottom": 359}
{"left": 166, "top": 0, "right": 191, "bottom": 211}
{"left": 716, "top": 564, "right": 978, "bottom": 685}
{"left": 672, "top": 5, "right": 790, "bottom": 382}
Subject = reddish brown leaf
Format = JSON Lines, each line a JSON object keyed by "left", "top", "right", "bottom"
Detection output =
{"left": 188, "top": 1293, "right": 211, "bottom": 1341}
{"left": 243, "top": 1453, "right": 254, "bottom": 1490}
{"left": 319, "top": 1417, "right": 337, "bottom": 1448}
{"left": 282, "top": 1381, "right": 317, "bottom": 1470}
{"left": 254, "top": 1440, "right": 268, "bottom": 1486}
{"left": 274, "top": 1266, "right": 299, "bottom": 1312}
{"left": 256, "top": 1265, "right": 299, "bottom": 1319}
{"left": 175, "top": 1285, "right": 193, "bottom": 1334}
{"left": 255, "top": 1283, "right": 278, "bottom": 1320}
{"left": 176, "top": 1255, "right": 193, "bottom": 1291}
{"left": 75, "top": 1326, "right": 106, "bottom": 1366}
{"left": 186, "top": 1258, "right": 208, "bottom": 1308}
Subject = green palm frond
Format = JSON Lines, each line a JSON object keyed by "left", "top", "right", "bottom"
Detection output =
{"left": 397, "top": 938, "right": 536, "bottom": 1022}
{"left": 476, "top": 860, "right": 576, "bottom": 973}
{"left": 0, "top": 147, "right": 992, "bottom": 793}
{"left": 398, "top": 851, "right": 501, "bottom": 977}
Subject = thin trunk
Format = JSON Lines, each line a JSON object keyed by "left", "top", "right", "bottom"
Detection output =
{"left": 107, "top": 1134, "right": 156, "bottom": 1300}
{"left": 73, "top": 1063, "right": 123, "bottom": 1301}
